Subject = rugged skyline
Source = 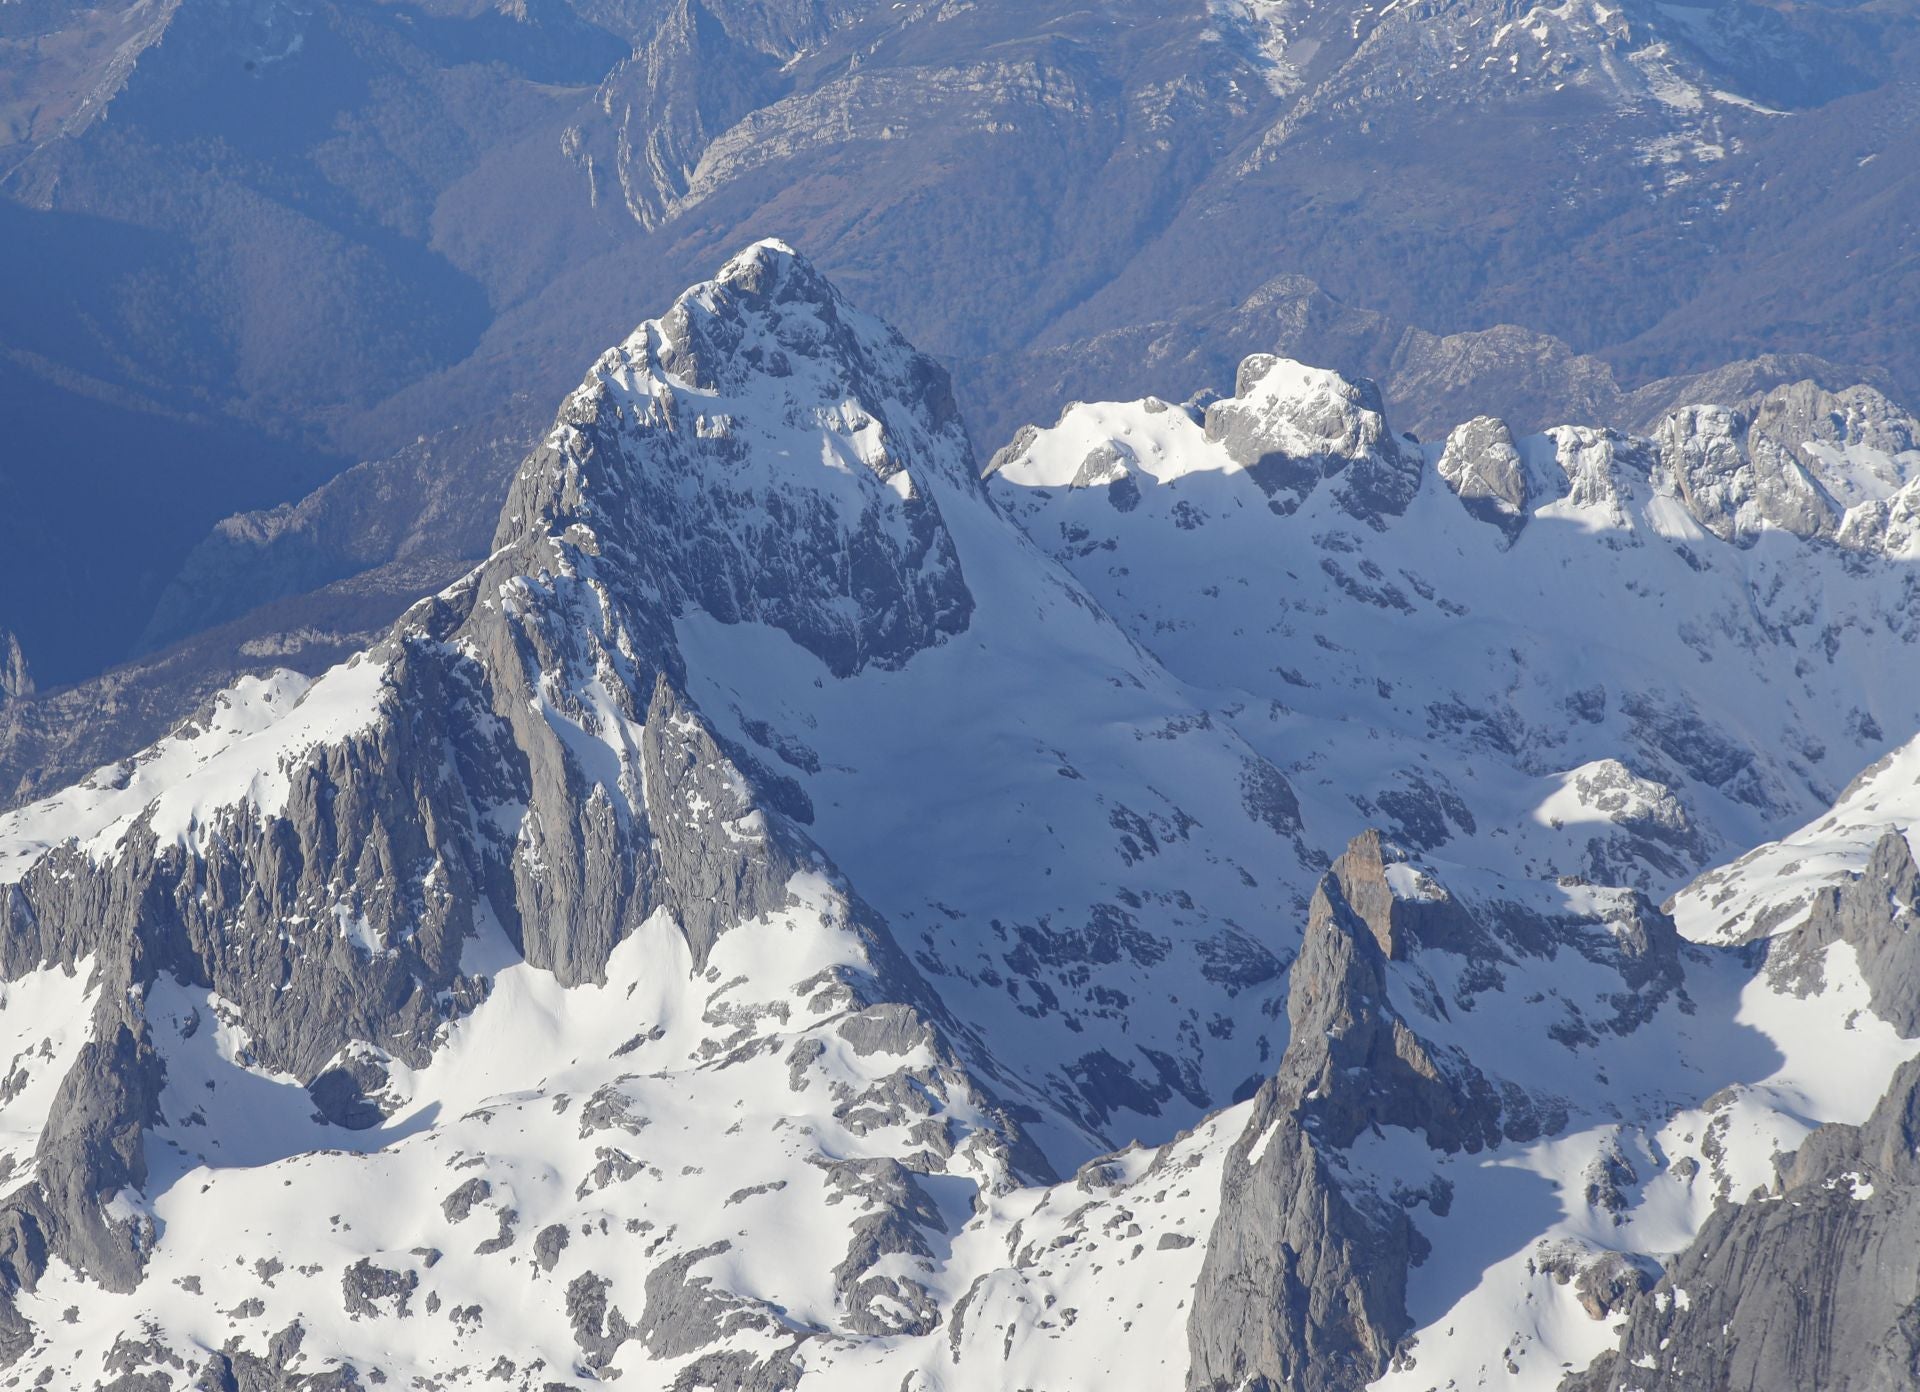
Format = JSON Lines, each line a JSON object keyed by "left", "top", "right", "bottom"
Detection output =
{"left": 0, "top": 239, "right": 1913, "bottom": 1389}
{"left": 4, "top": 0, "right": 1919, "bottom": 695}
{"left": 3, "top": 5, "right": 1920, "bottom": 1388}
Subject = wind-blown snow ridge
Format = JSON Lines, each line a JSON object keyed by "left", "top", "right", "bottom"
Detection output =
{"left": 0, "top": 662, "right": 387, "bottom": 885}
{"left": 1674, "top": 731, "right": 1920, "bottom": 943}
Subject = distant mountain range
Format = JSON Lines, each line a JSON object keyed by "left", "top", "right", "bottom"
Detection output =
{"left": 4, "top": 0, "right": 1919, "bottom": 699}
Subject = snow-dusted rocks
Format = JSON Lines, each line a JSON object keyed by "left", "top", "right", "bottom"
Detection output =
{"left": 1654, "top": 380, "right": 1920, "bottom": 549}
{"left": 499, "top": 238, "right": 978, "bottom": 680}
{"left": 1657, "top": 402, "right": 1834, "bottom": 544}
{"left": 1437, "top": 416, "right": 1530, "bottom": 542}
{"left": 1674, "top": 732, "right": 1920, "bottom": 945}
{"left": 1570, "top": 1051, "right": 1920, "bottom": 1392}
{"left": 0, "top": 244, "right": 1316, "bottom": 1384}
{"left": 1195, "top": 355, "right": 1422, "bottom": 525}
{"left": 0, "top": 243, "right": 1033, "bottom": 1378}
{"left": 988, "top": 357, "right": 1920, "bottom": 907}
{"left": 1, "top": 245, "right": 1920, "bottom": 1390}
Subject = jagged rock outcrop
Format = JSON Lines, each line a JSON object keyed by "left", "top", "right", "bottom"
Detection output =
{"left": 494, "top": 238, "right": 976, "bottom": 679}
{"left": 0, "top": 241, "right": 1006, "bottom": 1354}
{"left": 1768, "top": 829, "right": 1920, "bottom": 1035}
{"left": 1187, "top": 832, "right": 1505, "bottom": 1392}
{"left": 564, "top": 0, "right": 831, "bottom": 231}
{"left": 0, "top": 634, "right": 28, "bottom": 706}
{"left": 1746, "top": 380, "right": 1919, "bottom": 506}
{"left": 1, "top": 230, "right": 1915, "bottom": 1391}
{"left": 1437, "top": 415, "right": 1529, "bottom": 542}
{"left": 1568, "top": 1052, "right": 1920, "bottom": 1392}
{"left": 1201, "top": 356, "right": 1423, "bottom": 525}
{"left": 1189, "top": 831, "right": 1690, "bottom": 1392}
{"left": 0, "top": 640, "right": 521, "bottom": 1296}
{"left": 1273, "top": 831, "right": 1509, "bottom": 1154}
{"left": 1654, "top": 382, "right": 1920, "bottom": 549}
{"left": 1657, "top": 403, "right": 1835, "bottom": 544}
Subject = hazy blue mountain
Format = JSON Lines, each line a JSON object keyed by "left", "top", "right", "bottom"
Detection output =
{"left": 3, "top": 0, "right": 1918, "bottom": 695}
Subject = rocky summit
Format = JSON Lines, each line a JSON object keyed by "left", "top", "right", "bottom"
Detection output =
{"left": 0, "top": 243, "right": 1918, "bottom": 1391}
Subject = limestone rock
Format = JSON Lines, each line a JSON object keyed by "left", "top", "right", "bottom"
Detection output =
{"left": 1437, "top": 416, "right": 1528, "bottom": 541}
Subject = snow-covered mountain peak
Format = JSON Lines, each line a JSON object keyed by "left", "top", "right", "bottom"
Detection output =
{"left": 5, "top": 242, "right": 1920, "bottom": 1389}
{"left": 989, "top": 352, "right": 1421, "bottom": 529}
{"left": 0, "top": 245, "right": 1091, "bottom": 1380}
{"left": 1199, "top": 354, "right": 1421, "bottom": 524}
{"left": 497, "top": 239, "right": 977, "bottom": 678}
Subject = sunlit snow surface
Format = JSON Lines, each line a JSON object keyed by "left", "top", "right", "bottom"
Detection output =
{"left": 2, "top": 249, "right": 1919, "bottom": 1387}
{"left": 992, "top": 393, "right": 1920, "bottom": 906}
{"left": 1675, "top": 734, "right": 1920, "bottom": 942}
{"left": 0, "top": 660, "right": 388, "bottom": 884}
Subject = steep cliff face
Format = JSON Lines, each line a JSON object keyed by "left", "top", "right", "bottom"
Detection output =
{"left": 1654, "top": 380, "right": 1920, "bottom": 547}
{"left": 0, "top": 244, "right": 1323, "bottom": 1385}
{"left": 0, "top": 636, "right": 27, "bottom": 707}
{"left": 1187, "top": 834, "right": 1488, "bottom": 1392}
{"left": 1, "top": 244, "right": 1918, "bottom": 1391}
{"left": 1765, "top": 829, "right": 1920, "bottom": 1035}
{"left": 1566, "top": 820, "right": 1920, "bottom": 1392}
{"left": 1187, "top": 831, "right": 1690, "bottom": 1392}
{"left": 0, "top": 243, "right": 1037, "bottom": 1372}
{"left": 493, "top": 238, "right": 978, "bottom": 680}
{"left": 1569, "top": 1052, "right": 1920, "bottom": 1392}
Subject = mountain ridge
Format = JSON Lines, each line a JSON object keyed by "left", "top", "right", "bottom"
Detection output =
{"left": 0, "top": 244, "right": 1917, "bottom": 1389}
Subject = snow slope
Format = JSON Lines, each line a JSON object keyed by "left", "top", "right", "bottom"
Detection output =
{"left": 0, "top": 248, "right": 1917, "bottom": 1390}
{"left": 989, "top": 373, "right": 1920, "bottom": 904}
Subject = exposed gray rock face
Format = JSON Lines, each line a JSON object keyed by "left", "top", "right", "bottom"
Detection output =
{"left": 566, "top": 1270, "right": 635, "bottom": 1371}
{"left": 188, "top": 1319, "right": 360, "bottom": 1392}
{"left": 1767, "top": 829, "right": 1920, "bottom": 1034}
{"left": 636, "top": 1242, "right": 779, "bottom": 1359}
{"left": 1190, "top": 831, "right": 1688, "bottom": 1392}
{"left": 494, "top": 240, "right": 977, "bottom": 680}
{"left": 1202, "top": 355, "right": 1422, "bottom": 526}
{"left": 1187, "top": 832, "right": 1498, "bottom": 1392}
{"left": 1568, "top": 1053, "right": 1920, "bottom": 1392}
{"left": 1562, "top": 759, "right": 1710, "bottom": 889}
{"left": 0, "top": 634, "right": 28, "bottom": 706}
{"left": 1657, "top": 402, "right": 1835, "bottom": 544}
{"left": 0, "top": 242, "right": 1021, "bottom": 1356}
{"left": 29, "top": 1011, "right": 161, "bottom": 1294}
{"left": 1273, "top": 831, "right": 1511, "bottom": 1155}
{"left": 639, "top": 675, "right": 813, "bottom": 972}
{"left": 1649, "top": 375, "right": 1919, "bottom": 550}
{"left": 0, "top": 986, "right": 162, "bottom": 1331}
{"left": 440, "top": 1178, "right": 491, "bottom": 1225}
{"left": 562, "top": 0, "right": 831, "bottom": 233}
{"left": 1745, "top": 380, "right": 1919, "bottom": 507}
{"left": 820, "top": 1157, "right": 946, "bottom": 1337}
{"left": 0, "top": 639, "right": 519, "bottom": 1301}
{"left": 1437, "top": 416, "right": 1529, "bottom": 541}
{"left": 533, "top": 1222, "right": 569, "bottom": 1272}
{"left": 307, "top": 1049, "right": 396, "bottom": 1131}
{"left": 340, "top": 1259, "right": 417, "bottom": 1320}
{"left": 0, "top": 557, "right": 463, "bottom": 814}
{"left": 667, "top": 1345, "right": 805, "bottom": 1392}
